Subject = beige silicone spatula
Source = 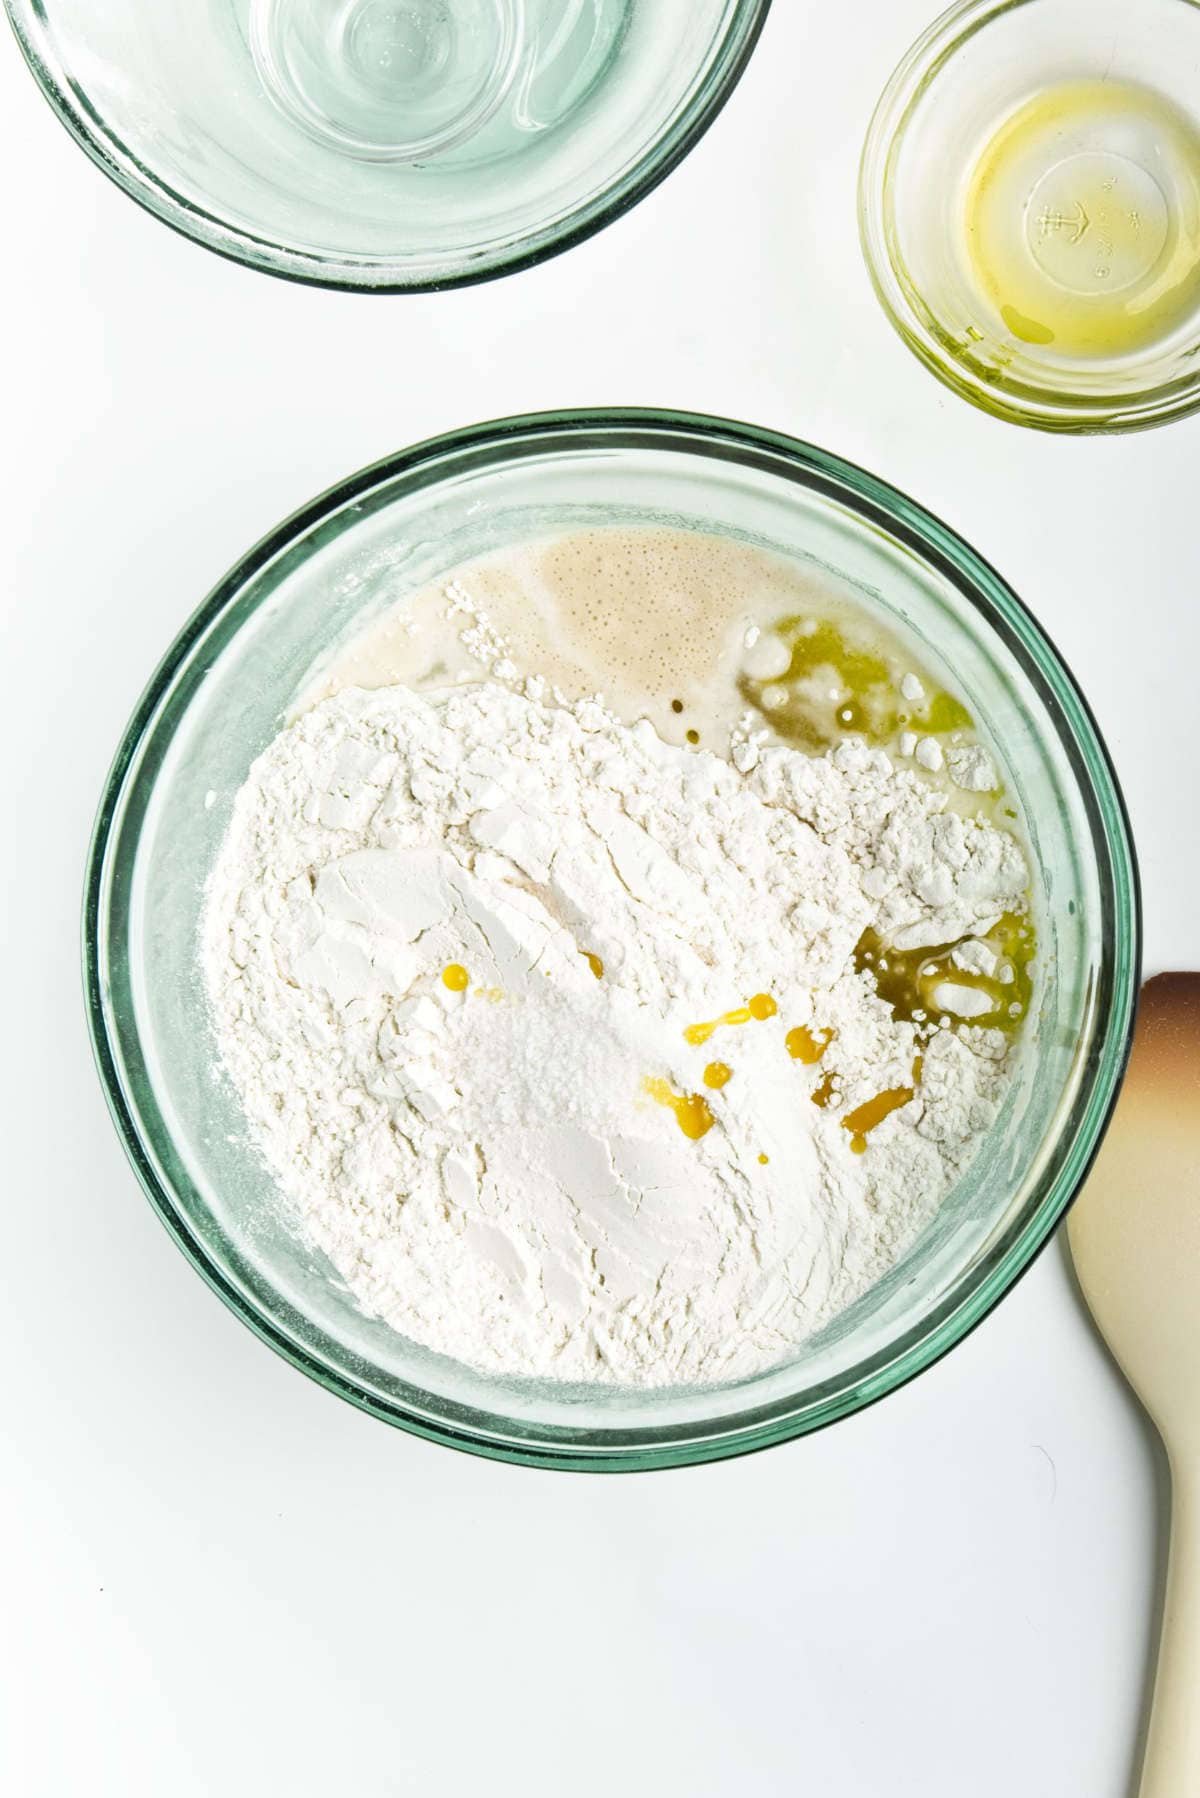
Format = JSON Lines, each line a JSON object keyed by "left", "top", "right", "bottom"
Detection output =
{"left": 1068, "top": 972, "right": 1200, "bottom": 1798}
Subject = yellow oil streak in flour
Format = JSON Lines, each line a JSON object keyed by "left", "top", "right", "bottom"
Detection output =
{"left": 841, "top": 1058, "right": 924, "bottom": 1155}
{"left": 854, "top": 914, "right": 1034, "bottom": 1033}
{"left": 641, "top": 1076, "right": 716, "bottom": 1142}
{"left": 799, "top": 1033, "right": 919, "bottom": 1148}
{"left": 811, "top": 1070, "right": 838, "bottom": 1110}
{"left": 739, "top": 614, "right": 971, "bottom": 752}
{"left": 684, "top": 992, "right": 777, "bottom": 1046}
{"left": 786, "top": 1024, "right": 832, "bottom": 1064}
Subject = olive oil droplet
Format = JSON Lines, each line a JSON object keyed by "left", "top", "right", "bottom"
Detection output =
{"left": 642, "top": 1076, "right": 716, "bottom": 1142}
{"left": 684, "top": 993, "right": 777, "bottom": 1045}
{"left": 787, "top": 1024, "right": 832, "bottom": 1063}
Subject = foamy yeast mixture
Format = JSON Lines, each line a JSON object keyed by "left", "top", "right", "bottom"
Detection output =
{"left": 308, "top": 530, "right": 920, "bottom": 749}
{"left": 204, "top": 530, "right": 1034, "bottom": 1386}
{"left": 306, "top": 527, "right": 774, "bottom": 739}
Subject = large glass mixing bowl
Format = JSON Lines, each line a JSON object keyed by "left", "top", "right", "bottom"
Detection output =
{"left": 84, "top": 410, "right": 1139, "bottom": 1469}
{"left": 4, "top": 1, "right": 769, "bottom": 290}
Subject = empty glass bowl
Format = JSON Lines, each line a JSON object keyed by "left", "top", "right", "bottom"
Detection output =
{"left": 5, "top": 0, "right": 769, "bottom": 290}
{"left": 860, "top": 0, "right": 1200, "bottom": 432}
{"left": 85, "top": 409, "right": 1139, "bottom": 1469}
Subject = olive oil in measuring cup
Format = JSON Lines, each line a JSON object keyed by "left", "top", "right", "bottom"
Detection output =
{"left": 963, "top": 79, "right": 1200, "bottom": 356}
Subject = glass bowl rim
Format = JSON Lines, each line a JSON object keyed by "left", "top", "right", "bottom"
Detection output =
{"left": 4, "top": 0, "right": 772, "bottom": 294}
{"left": 858, "top": 0, "right": 1200, "bottom": 435}
{"left": 83, "top": 405, "right": 1142, "bottom": 1471}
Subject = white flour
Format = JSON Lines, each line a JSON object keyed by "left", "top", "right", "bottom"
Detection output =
{"left": 203, "top": 681, "right": 1028, "bottom": 1386}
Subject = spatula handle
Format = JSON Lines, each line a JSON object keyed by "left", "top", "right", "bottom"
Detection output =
{"left": 1141, "top": 1460, "right": 1200, "bottom": 1798}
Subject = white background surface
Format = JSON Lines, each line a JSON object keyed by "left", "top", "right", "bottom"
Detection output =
{"left": 1, "top": 4, "right": 1195, "bottom": 1794}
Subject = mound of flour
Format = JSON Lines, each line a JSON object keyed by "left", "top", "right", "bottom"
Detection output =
{"left": 202, "top": 682, "right": 1028, "bottom": 1386}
